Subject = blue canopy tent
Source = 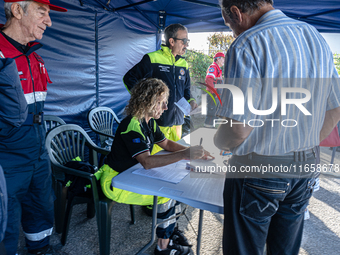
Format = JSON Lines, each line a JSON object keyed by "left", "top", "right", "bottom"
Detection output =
{"left": 0, "top": 0, "right": 339, "bottom": 135}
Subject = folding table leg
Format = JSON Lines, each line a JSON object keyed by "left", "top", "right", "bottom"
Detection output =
{"left": 137, "top": 196, "right": 158, "bottom": 255}
{"left": 130, "top": 205, "right": 136, "bottom": 225}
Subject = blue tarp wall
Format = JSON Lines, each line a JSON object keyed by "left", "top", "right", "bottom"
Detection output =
{"left": 0, "top": 0, "right": 161, "bottom": 136}
{"left": 1, "top": 0, "right": 340, "bottom": 136}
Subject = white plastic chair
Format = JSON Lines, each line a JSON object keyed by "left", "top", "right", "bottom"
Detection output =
{"left": 87, "top": 107, "right": 120, "bottom": 149}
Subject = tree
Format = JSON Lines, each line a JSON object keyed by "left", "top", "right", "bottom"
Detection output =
{"left": 334, "top": 53, "right": 340, "bottom": 75}
{"left": 185, "top": 49, "right": 212, "bottom": 82}
{"left": 184, "top": 49, "right": 212, "bottom": 105}
{"left": 207, "top": 32, "right": 234, "bottom": 57}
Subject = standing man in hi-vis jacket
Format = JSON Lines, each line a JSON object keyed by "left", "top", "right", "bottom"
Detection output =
{"left": 124, "top": 23, "right": 198, "bottom": 155}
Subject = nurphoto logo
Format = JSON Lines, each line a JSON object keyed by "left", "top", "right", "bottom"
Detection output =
{"left": 201, "top": 84, "right": 312, "bottom": 128}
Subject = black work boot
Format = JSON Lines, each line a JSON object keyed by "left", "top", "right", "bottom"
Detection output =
{"left": 170, "top": 227, "right": 193, "bottom": 247}
{"left": 154, "top": 240, "right": 193, "bottom": 255}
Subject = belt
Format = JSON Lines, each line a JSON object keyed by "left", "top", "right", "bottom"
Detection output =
{"left": 286, "top": 148, "right": 316, "bottom": 162}
{"left": 284, "top": 148, "right": 315, "bottom": 156}
{"left": 22, "top": 112, "right": 44, "bottom": 125}
{"left": 236, "top": 148, "right": 316, "bottom": 162}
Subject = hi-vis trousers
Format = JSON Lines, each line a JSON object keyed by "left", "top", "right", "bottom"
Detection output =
{"left": 97, "top": 164, "right": 181, "bottom": 239}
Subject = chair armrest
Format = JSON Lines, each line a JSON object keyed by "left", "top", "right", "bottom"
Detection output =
{"left": 85, "top": 142, "right": 110, "bottom": 166}
{"left": 52, "top": 164, "right": 95, "bottom": 181}
{"left": 82, "top": 136, "right": 111, "bottom": 155}
{"left": 88, "top": 144, "right": 111, "bottom": 156}
{"left": 91, "top": 130, "right": 115, "bottom": 139}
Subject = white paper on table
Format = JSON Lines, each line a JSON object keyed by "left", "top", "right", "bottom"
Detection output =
{"left": 132, "top": 160, "right": 190, "bottom": 184}
{"left": 174, "top": 97, "right": 191, "bottom": 116}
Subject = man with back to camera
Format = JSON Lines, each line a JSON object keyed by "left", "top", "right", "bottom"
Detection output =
{"left": 204, "top": 52, "right": 225, "bottom": 128}
{"left": 214, "top": 0, "right": 340, "bottom": 254}
{"left": 0, "top": 1, "right": 67, "bottom": 254}
{"left": 124, "top": 23, "right": 198, "bottom": 155}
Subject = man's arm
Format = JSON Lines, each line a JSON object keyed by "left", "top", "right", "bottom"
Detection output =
{"left": 123, "top": 54, "right": 153, "bottom": 92}
{"left": 157, "top": 138, "right": 187, "bottom": 152}
{"left": 205, "top": 76, "right": 215, "bottom": 92}
{"left": 214, "top": 117, "right": 253, "bottom": 151}
{"left": 0, "top": 58, "right": 27, "bottom": 129}
{"left": 320, "top": 106, "right": 340, "bottom": 142}
{"left": 205, "top": 64, "right": 217, "bottom": 94}
{"left": 190, "top": 100, "right": 198, "bottom": 110}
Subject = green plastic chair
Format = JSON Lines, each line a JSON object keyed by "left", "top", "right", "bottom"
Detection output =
{"left": 45, "top": 124, "right": 127, "bottom": 255}
{"left": 44, "top": 115, "right": 66, "bottom": 134}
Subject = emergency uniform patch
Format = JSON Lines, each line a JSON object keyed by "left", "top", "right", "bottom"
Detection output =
{"left": 132, "top": 138, "right": 141, "bottom": 143}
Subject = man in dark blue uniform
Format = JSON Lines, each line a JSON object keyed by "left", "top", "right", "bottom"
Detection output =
{"left": 0, "top": 57, "right": 26, "bottom": 255}
{"left": 0, "top": 1, "right": 67, "bottom": 254}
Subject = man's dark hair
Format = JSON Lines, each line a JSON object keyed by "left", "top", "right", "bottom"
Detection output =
{"left": 220, "top": 0, "right": 273, "bottom": 16}
{"left": 164, "top": 23, "right": 188, "bottom": 47}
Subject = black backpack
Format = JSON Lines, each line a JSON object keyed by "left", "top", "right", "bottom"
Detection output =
{"left": 63, "top": 160, "right": 96, "bottom": 200}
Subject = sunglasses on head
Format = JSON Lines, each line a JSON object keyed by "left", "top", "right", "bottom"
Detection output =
{"left": 173, "top": 38, "right": 190, "bottom": 44}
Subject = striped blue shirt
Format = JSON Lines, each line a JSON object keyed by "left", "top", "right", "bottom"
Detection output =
{"left": 216, "top": 10, "right": 340, "bottom": 156}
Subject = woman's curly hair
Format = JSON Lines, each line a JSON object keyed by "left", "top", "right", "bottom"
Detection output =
{"left": 125, "top": 78, "right": 169, "bottom": 120}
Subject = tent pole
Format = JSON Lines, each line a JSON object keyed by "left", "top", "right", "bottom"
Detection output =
{"left": 95, "top": 12, "right": 99, "bottom": 107}
{"left": 156, "top": 30, "right": 162, "bottom": 50}
{"left": 157, "top": 10, "right": 166, "bottom": 49}
{"left": 114, "top": 0, "right": 157, "bottom": 12}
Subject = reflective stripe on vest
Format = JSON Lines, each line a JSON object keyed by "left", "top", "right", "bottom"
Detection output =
{"left": 23, "top": 227, "right": 53, "bottom": 241}
{"left": 24, "top": 91, "right": 47, "bottom": 104}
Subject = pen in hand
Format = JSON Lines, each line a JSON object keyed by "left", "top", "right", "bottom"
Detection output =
{"left": 199, "top": 137, "right": 214, "bottom": 160}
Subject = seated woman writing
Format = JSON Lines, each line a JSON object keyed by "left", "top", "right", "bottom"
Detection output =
{"left": 96, "top": 78, "right": 212, "bottom": 255}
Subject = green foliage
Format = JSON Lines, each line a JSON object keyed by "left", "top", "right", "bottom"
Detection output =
{"left": 185, "top": 49, "right": 212, "bottom": 82}
{"left": 207, "top": 32, "right": 235, "bottom": 58}
{"left": 184, "top": 49, "right": 212, "bottom": 104}
{"left": 334, "top": 53, "right": 340, "bottom": 75}
{"left": 185, "top": 32, "right": 234, "bottom": 82}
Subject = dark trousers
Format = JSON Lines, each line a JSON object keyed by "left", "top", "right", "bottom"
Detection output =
{"left": 0, "top": 241, "right": 7, "bottom": 255}
{"left": 204, "top": 93, "right": 219, "bottom": 126}
{"left": 3, "top": 154, "right": 54, "bottom": 255}
{"left": 223, "top": 152, "right": 317, "bottom": 255}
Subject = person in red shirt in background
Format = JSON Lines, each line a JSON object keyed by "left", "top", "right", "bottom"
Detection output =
{"left": 204, "top": 52, "right": 225, "bottom": 127}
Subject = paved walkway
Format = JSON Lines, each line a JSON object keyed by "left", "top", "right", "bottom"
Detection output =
{"left": 16, "top": 147, "right": 340, "bottom": 255}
